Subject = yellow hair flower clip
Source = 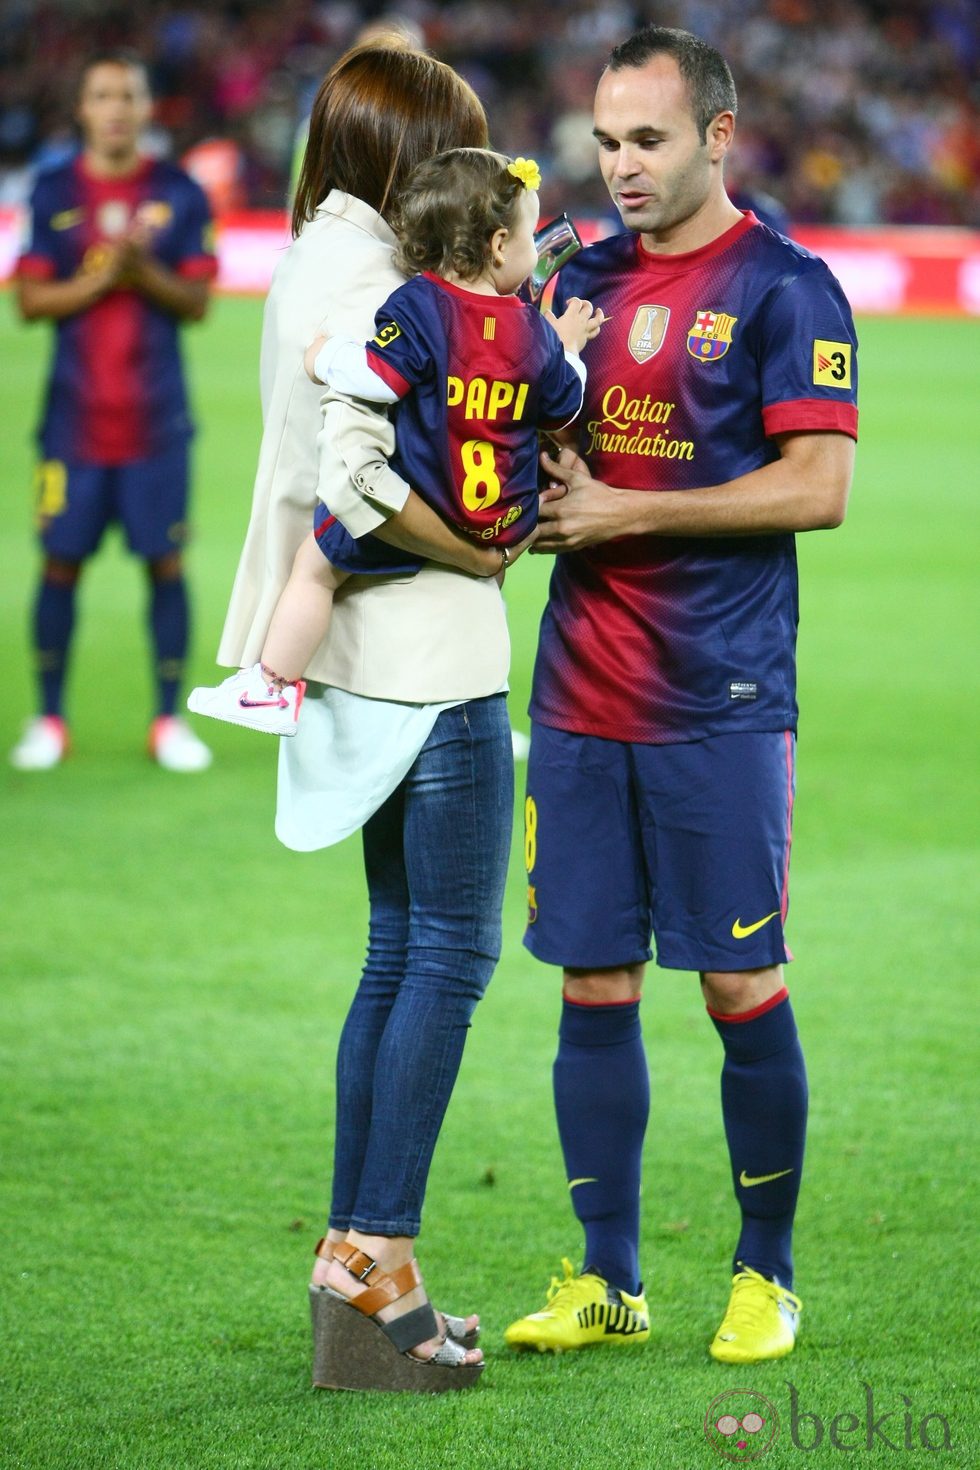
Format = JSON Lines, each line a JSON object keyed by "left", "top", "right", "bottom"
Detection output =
{"left": 508, "top": 157, "right": 542, "bottom": 191}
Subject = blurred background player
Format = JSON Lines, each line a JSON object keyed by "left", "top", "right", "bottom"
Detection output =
{"left": 10, "top": 51, "right": 217, "bottom": 772}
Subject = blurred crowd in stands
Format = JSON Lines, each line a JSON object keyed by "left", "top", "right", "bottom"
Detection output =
{"left": 1, "top": 0, "right": 977, "bottom": 226}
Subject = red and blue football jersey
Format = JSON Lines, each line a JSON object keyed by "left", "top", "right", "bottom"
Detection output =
{"left": 17, "top": 156, "right": 216, "bottom": 465}
{"left": 362, "top": 272, "right": 583, "bottom": 547}
{"left": 531, "top": 212, "right": 859, "bottom": 744}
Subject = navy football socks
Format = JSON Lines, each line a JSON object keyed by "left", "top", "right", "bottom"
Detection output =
{"left": 148, "top": 572, "right": 189, "bottom": 717}
{"left": 708, "top": 988, "right": 808, "bottom": 1288}
{"left": 553, "top": 996, "right": 649, "bottom": 1297}
{"left": 34, "top": 573, "right": 77, "bottom": 717}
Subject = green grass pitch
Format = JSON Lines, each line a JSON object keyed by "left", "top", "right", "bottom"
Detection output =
{"left": 1, "top": 295, "right": 977, "bottom": 1468}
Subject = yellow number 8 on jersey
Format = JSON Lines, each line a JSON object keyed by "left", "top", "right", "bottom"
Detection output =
{"left": 460, "top": 439, "right": 502, "bottom": 512}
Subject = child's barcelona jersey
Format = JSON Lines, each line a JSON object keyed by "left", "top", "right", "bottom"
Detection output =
{"left": 17, "top": 155, "right": 216, "bottom": 465}
{"left": 359, "top": 272, "right": 584, "bottom": 547}
{"left": 531, "top": 213, "right": 859, "bottom": 744}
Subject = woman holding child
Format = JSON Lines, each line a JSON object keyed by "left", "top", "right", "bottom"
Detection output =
{"left": 209, "top": 36, "right": 596, "bottom": 1393}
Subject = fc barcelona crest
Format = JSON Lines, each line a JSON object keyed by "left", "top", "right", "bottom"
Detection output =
{"left": 628, "top": 305, "right": 670, "bottom": 363}
{"left": 686, "top": 309, "right": 737, "bottom": 361}
{"left": 136, "top": 200, "right": 174, "bottom": 231}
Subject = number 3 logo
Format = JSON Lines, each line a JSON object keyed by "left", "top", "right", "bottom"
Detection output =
{"left": 812, "top": 339, "right": 852, "bottom": 388}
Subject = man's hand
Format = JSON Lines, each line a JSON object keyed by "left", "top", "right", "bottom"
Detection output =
{"left": 115, "top": 221, "right": 155, "bottom": 285}
{"left": 110, "top": 225, "right": 211, "bottom": 320}
{"left": 534, "top": 445, "right": 626, "bottom": 552}
{"left": 535, "top": 431, "right": 855, "bottom": 550}
{"left": 78, "top": 238, "right": 133, "bottom": 291}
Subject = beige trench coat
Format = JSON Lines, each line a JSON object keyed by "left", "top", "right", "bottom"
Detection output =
{"left": 216, "top": 191, "right": 509, "bottom": 702}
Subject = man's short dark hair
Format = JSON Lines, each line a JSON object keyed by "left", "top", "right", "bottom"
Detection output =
{"left": 607, "top": 26, "right": 737, "bottom": 142}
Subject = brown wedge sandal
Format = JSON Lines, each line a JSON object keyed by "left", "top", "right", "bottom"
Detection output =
{"left": 310, "top": 1240, "right": 484, "bottom": 1393}
{"left": 310, "top": 1238, "right": 479, "bottom": 1349}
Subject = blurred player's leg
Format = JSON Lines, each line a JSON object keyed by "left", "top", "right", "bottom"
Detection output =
{"left": 35, "top": 555, "right": 81, "bottom": 719}
{"left": 147, "top": 552, "right": 188, "bottom": 718}
{"left": 9, "top": 556, "right": 81, "bottom": 768}
{"left": 11, "top": 456, "right": 110, "bottom": 769}
{"left": 116, "top": 452, "right": 209, "bottom": 772}
{"left": 144, "top": 553, "right": 210, "bottom": 772}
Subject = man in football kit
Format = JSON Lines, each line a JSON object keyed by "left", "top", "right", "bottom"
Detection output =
{"left": 504, "top": 27, "right": 857, "bottom": 1363}
{"left": 11, "top": 52, "right": 216, "bottom": 772}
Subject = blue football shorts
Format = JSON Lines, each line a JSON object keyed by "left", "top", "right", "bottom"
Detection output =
{"left": 314, "top": 500, "right": 423, "bottom": 578}
{"left": 35, "top": 443, "right": 190, "bottom": 560}
{"left": 523, "top": 723, "right": 796, "bottom": 974}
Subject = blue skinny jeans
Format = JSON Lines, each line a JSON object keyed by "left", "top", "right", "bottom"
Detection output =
{"left": 328, "top": 694, "right": 513, "bottom": 1237}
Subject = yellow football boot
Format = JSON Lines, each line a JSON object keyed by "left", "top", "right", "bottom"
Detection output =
{"left": 709, "top": 1263, "right": 802, "bottom": 1364}
{"left": 504, "top": 1258, "right": 650, "bottom": 1353}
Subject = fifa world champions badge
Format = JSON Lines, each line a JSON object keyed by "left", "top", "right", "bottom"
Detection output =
{"left": 687, "top": 309, "right": 737, "bottom": 361}
{"left": 628, "top": 305, "right": 670, "bottom": 363}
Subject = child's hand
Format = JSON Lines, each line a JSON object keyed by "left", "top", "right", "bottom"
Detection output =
{"left": 304, "top": 332, "right": 329, "bottom": 383}
{"left": 543, "top": 297, "right": 605, "bottom": 354}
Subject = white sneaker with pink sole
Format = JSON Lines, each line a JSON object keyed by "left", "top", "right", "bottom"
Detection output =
{"left": 186, "top": 664, "right": 306, "bottom": 736}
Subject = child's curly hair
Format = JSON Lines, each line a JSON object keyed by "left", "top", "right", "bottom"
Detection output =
{"left": 391, "top": 148, "right": 530, "bottom": 280}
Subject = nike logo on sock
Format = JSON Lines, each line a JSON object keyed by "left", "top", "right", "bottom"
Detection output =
{"left": 739, "top": 1168, "right": 794, "bottom": 1188}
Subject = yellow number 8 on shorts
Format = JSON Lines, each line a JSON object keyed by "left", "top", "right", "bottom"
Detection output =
{"left": 524, "top": 794, "right": 538, "bottom": 873}
{"left": 34, "top": 460, "right": 67, "bottom": 524}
